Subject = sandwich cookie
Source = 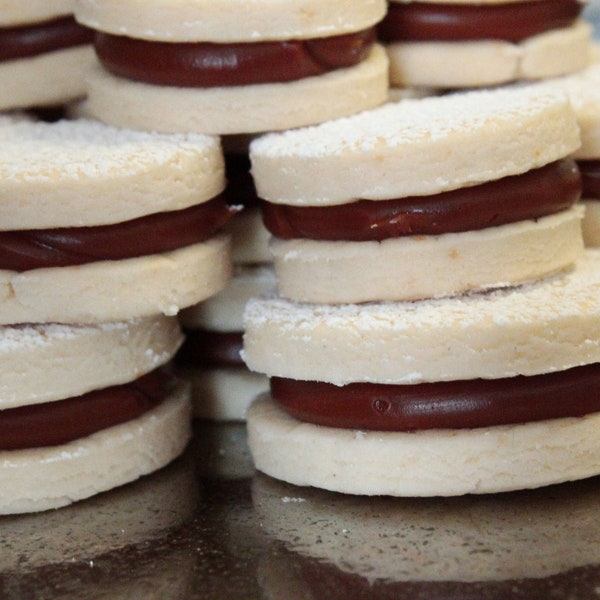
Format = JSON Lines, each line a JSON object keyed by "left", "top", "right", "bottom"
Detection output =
{"left": 0, "top": 315, "right": 192, "bottom": 513}
{"left": 0, "top": 1, "right": 95, "bottom": 110}
{"left": 0, "top": 117, "right": 234, "bottom": 324}
{"left": 250, "top": 86, "right": 583, "bottom": 304}
{"left": 74, "top": 0, "right": 389, "bottom": 134}
{"left": 378, "top": 0, "right": 592, "bottom": 89}
{"left": 244, "top": 249, "right": 600, "bottom": 496}
{"left": 177, "top": 264, "right": 275, "bottom": 421}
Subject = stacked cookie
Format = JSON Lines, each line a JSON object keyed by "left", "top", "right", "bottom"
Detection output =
{"left": 0, "top": 117, "right": 233, "bottom": 513}
{"left": 242, "top": 85, "right": 600, "bottom": 496}
{"left": 0, "top": 1, "right": 95, "bottom": 111}
{"left": 74, "top": 0, "right": 389, "bottom": 135}
{"left": 378, "top": 0, "right": 593, "bottom": 93}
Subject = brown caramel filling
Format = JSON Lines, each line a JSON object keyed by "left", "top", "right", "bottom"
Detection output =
{"left": 377, "top": 0, "right": 582, "bottom": 43}
{"left": 0, "top": 196, "right": 236, "bottom": 272}
{"left": 0, "top": 369, "right": 174, "bottom": 450}
{"left": 0, "top": 16, "right": 94, "bottom": 61}
{"left": 93, "top": 28, "right": 376, "bottom": 87}
{"left": 262, "top": 158, "right": 581, "bottom": 241}
{"left": 578, "top": 160, "right": 600, "bottom": 199}
{"left": 271, "top": 363, "right": 600, "bottom": 431}
{"left": 177, "top": 330, "right": 244, "bottom": 368}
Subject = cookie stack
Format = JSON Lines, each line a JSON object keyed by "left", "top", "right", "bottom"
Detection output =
{"left": 242, "top": 85, "right": 600, "bottom": 496}
{"left": 0, "top": 1, "right": 95, "bottom": 111}
{"left": 73, "top": 0, "right": 392, "bottom": 421}
{"left": 0, "top": 117, "right": 233, "bottom": 513}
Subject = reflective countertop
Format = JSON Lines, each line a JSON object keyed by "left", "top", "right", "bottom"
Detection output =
{"left": 3, "top": 421, "right": 600, "bottom": 599}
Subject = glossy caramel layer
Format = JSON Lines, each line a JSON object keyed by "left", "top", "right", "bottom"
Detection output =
{"left": 0, "top": 370, "right": 173, "bottom": 450}
{"left": 0, "top": 16, "right": 93, "bottom": 61}
{"left": 378, "top": 0, "right": 582, "bottom": 43}
{"left": 0, "top": 197, "right": 236, "bottom": 271}
{"left": 94, "top": 29, "right": 376, "bottom": 87}
{"left": 262, "top": 159, "right": 581, "bottom": 241}
{"left": 271, "top": 363, "right": 600, "bottom": 430}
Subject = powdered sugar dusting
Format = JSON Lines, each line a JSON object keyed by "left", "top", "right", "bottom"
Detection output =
{"left": 0, "top": 118, "right": 220, "bottom": 183}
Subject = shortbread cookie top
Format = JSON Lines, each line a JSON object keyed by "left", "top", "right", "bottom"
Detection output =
{"left": 75, "top": 0, "right": 387, "bottom": 42}
{"left": 250, "top": 86, "right": 580, "bottom": 205}
{"left": 0, "top": 118, "right": 224, "bottom": 229}
{"left": 0, "top": 315, "right": 183, "bottom": 409}
{"left": 243, "top": 250, "right": 600, "bottom": 385}
{"left": 0, "top": 0, "right": 75, "bottom": 26}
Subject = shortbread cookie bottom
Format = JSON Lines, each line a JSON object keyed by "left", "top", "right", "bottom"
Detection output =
{"left": 180, "top": 365, "right": 268, "bottom": 421}
{"left": 0, "top": 379, "right": 192, "bottom": 514}
{"left": 271, "top": 208, "right": 583, "bottom": 303}
{"left": 0, "top": 45, "right": 96, "bottom": 110}
{"left": 83, "top": 45, "right": 389, "bottom": 134}
{"left": 386, "top": 20, "right": 591, "bottom": 88}
{"left": 247, "top": 395, "right": 600, "bottom": 496}
{"left": 0, "top": 234, "right": 232, "bottom": 324}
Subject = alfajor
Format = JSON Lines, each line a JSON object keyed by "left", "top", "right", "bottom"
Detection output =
{"left": 0, "top": 117, "right": 234, "bottom": 324}
{"left": 74, "top": 0, "right": 389, "bottom": 134}
{"left": 250, "top": 86, "right": 584, "bottom": 304}
{"left": 0, "top": 315, "right": 192, "bottom": 514}
{"left": 0, "top": 1, "right": 95, "bottom": 111}
{"left": 244, "top": 249, "right": 600, "bottom": 496}
{"left": 378, "top": 0, "right": 593, "bottom": 90}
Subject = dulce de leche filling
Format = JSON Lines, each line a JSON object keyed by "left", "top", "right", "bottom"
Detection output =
{"left": 0, "top": 16, "right": 94, "bottom": 61}
{"left": 578, "top": 160, "right": 600, "bottom": 199}
{"left": 262, "top": 158, "right": 581, "bottom": 241}
{"left": 377, "top": 0, "right": 582, "bottom": 43}
{"left": 177, "top": 329, "right": 244, "bottom": 368}
{"left": 93, "top": 28, "right": 376, "bottom": 87}
{"left": 0, "top": 196, "right": 236, "bottom": 272}
{"left": 271, "top": 363, "right": 600, "bottom": 431}
{"left": 0, "top": 369, "right": 174, "bottom": 450}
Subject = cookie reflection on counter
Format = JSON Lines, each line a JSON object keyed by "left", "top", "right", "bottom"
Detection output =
{"left": 0, "top": 450, "right": 200, "bottom": 599}
{"left": 252, "top": 473, "right": 600, "bottom": 596}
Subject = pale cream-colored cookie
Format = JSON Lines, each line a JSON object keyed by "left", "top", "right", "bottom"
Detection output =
{"left": 0, "top": 315, "right": 182, "bottom": 410}
{"left": 226, "top": 207, "right": 273, "bottom": 265}
{"left": 386, "top": 21, "right": 591, "bottom": 88}
{"left": 75, "top": 0, "right": 387, "bottom": 42}
{"left": 0, "top": 1, "right": 75, "bottom": 25}
{"left": 0, "top": 380, "right": 191, "bottom": 514}
{"left": 248, "top": 395, "right": 600, "bottom": 496}
{"left": 181, "top": 366, "right": 268, "bottom": 421}
{"left": 0, "top": 235, "right": 231, "bottom": 325}
{"left": 83, "top": 46, "right": 389, "bottom": 135}
{"left": 181, "top": 264, "right": 276, "bottom": 331}
{"left": 243, "top": 250, "right": 600, "bottom": 385}
{"left": 270, "top": 208, "right": 583, "bottom": 304}
{"left": 0, "top": 46, "right": 96, "bottom": 112}
{"left": 253, "top": 472, "right": 600, "bottom": 582}
{"left": 582, "top": 200, "right": 600, "bottom": 246}
{"left": 249, "top": 85, "right": 580, "bottom": 205}
{"left": 0, "top": 118, "right": 224, "bottom": 229}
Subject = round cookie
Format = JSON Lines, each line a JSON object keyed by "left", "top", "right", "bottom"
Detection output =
{"left": 250, "top": 85, "right": 583, "bottom": 303}
{"left": 75, "top": 0, "right": 387, "bottom": 42}
{"left": 0, "top": 118, "right": 232, "bottom": 323}
{"left": 248, "top": 396, "right": 600, "bottom": 496}
{"left": 243, "top": 250, "right": 600, "bottom": 385}
{"left": 0, "top": 379, "right": 192, "bottom": 514}
{"left": 0, "top": 315, "right": 182, "bottom": 410}
{"left": 81, "top": 47, "right": 389, "bottom": 135}
{"left": 379, "top": 0, "right": 592, "bottom": 89}
{"left": 75, "top": 0, "right": 389, "bottom": 134}
{"left": 0, "top": 3, "right": 95, "bottom": 110}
